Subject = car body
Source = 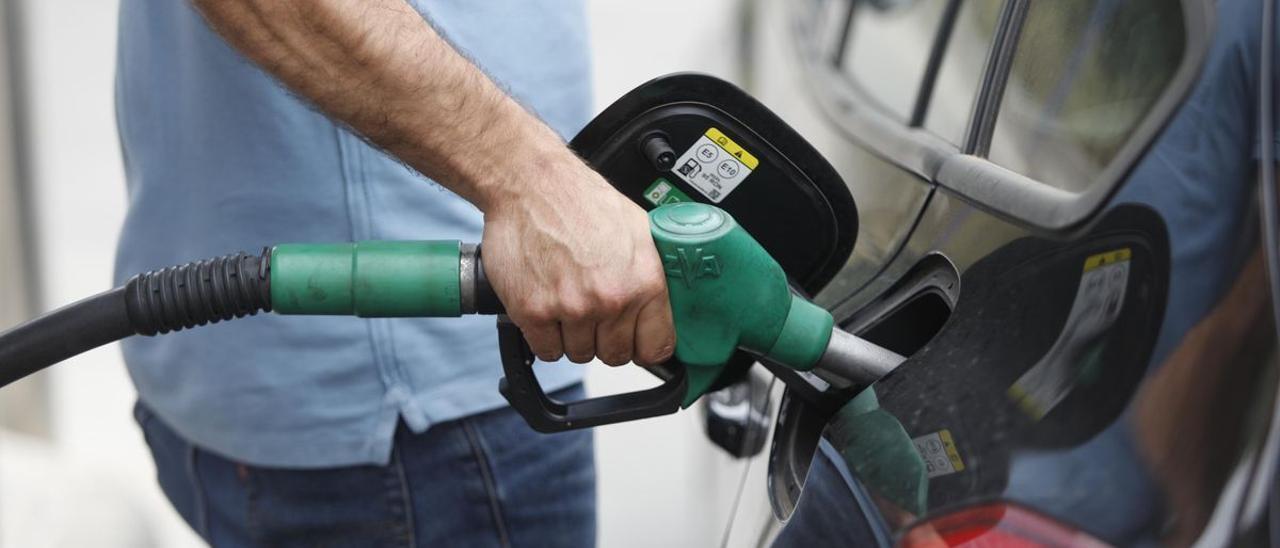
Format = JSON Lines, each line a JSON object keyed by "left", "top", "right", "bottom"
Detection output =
{"left": 703, "top": 0, "right": 1280, "bottom": 545}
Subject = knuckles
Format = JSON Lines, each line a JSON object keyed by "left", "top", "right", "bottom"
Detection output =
{"left": 541, "top": 285, "right": 638, "bottom": 322}
{"left": 516, "top": 301, "right": 557, "bottom": 325}
{"left": 557, "top": 297, "right": 594, "bottom": 321}
{"left": 589, "top": 289, "right": 631, "bottom": 318}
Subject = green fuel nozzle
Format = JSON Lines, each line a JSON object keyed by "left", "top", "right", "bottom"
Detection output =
{"left": 258, "top": 203, "right": 903, "bottom": 430}
{"left": 648, "top": 203, "right": 902, "bottom": 406}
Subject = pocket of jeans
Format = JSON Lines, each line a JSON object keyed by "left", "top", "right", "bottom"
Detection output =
{"left": 241, "top": 462, "right": 414, "bottom": 546}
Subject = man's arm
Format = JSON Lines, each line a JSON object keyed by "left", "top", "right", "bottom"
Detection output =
{"left": 191, "top": 0, "right": 674, "bottom": 366}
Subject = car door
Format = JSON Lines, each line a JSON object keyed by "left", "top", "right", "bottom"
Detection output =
{"left": 713, "top": 0, "right": 1280, "bottom": 545}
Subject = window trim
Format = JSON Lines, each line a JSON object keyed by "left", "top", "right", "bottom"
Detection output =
{"left": 790, "top": 0, "right": 959, "bottom": 180}
{"left": 909, "top": 0, "right": 965, "bottom": 128}
{"left": 963, "top": 0, "right": 1027, "bottom": 156}
{"left": 791, "top": 0, "right": 1214, "bottom": 234}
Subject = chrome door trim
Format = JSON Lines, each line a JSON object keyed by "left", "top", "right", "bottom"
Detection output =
{"left": 789, "top": 0, "right": 1214, "bottom": 235}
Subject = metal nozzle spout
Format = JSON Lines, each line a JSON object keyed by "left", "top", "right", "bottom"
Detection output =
{"left": 811, "top": 328, "right": 905, "bottom": 390}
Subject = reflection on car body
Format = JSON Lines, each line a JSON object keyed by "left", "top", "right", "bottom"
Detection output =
{"left": 717, "top": 0, "right": 1280, "bottom": 545}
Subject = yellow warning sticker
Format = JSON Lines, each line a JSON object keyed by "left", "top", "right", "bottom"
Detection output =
{"left": 1083, "top": 248, "right": 1132, "bottom": 272}
{"left": 912, "top": 428, "right": 965, "bottom": 478}
{"left": 704, "top": 127, "right": 759, "bottom": 169}
{"left": 670, "top": 127, "right": 761, "bottom": 203}
{"left": 939, "top": 430, "right": 965, "bottom": 472}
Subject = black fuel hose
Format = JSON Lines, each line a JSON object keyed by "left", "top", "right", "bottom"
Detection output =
{"left": 0, "top": 287, "right": 134, "bottom": 387}
{"left": 0, "top": 250, "right": 271, "bottom": 387}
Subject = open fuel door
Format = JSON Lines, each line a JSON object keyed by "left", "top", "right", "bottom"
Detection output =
{"left": 573, "top": 73, "right": 857, "bottom": 290}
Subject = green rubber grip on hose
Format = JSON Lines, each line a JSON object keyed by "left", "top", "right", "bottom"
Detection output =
{"left": 827, "top": 390, "right": 927, "bottom": 515}
{"left": 270, "top": 241, "right": 462, "bottom": 317}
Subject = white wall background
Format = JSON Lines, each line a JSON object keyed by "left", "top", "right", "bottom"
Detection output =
{"left": 0, "top": 1, "right": 749, "bottom": 546}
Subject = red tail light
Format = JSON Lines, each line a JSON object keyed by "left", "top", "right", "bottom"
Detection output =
{"left": 897, "top": 502, "right": 1110, "bottom": 548}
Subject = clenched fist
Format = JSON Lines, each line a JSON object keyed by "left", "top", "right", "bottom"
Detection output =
{"left": 480, "top": 156, "right": 676, "bottom": 366}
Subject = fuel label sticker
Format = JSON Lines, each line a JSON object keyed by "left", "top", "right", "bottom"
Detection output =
{"left": 913, "top": 429, "right": 965, "bottom": 478}
{"left": 670, "top": 127, "right": 759, "bottom": 203}
{"left": 1008, "top": 248, "right": 1131, "bottom": 420}
{"left": 643, "top": 177, "right": 694, "bottom": 207}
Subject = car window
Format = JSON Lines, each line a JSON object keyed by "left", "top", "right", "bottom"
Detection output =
{"left": 987, "top": 0, "right": 1186, "bottom": 192}
{"left": 840, "top": 0, "right": 948, "bottom": 121}
{"left": 922, "top": 1, "right": 1002, "bottom": 146}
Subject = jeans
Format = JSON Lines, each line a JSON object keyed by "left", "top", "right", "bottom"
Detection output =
{"left": 134, "top": 385, "right": 596, "bottom": 547}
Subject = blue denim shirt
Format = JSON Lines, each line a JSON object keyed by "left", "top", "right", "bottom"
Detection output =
{"left": 115, "top": 0, "right": 591, "bottom": 467}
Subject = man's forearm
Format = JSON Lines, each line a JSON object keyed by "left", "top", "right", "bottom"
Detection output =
{"left": 193, "top": 0, "right": 676, "bottom": 367}
{"left": 192, "top": 0, "right": 568, "bottom": 211}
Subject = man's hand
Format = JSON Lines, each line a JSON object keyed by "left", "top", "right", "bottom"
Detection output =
{"left": 191, "top": 0, "right": 676, "bottom": 365}
{"left": 480, "top": 156, "right": 674, "bottom": 366}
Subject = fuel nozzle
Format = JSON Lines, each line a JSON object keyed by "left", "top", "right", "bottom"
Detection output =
{"left": 266, "top": 203, "right": 904, "bottom": 408}
{"left": 649, "top": 202, "right": 903, "bottom": 405}
{"left": 491, "top": 202, "right": 905, "bottom": 432}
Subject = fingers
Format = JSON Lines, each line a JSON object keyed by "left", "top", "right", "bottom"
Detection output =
{"left": 633, "top": 293, "right": 676, "bottom": 366}
{"left": 522, "top": 288, "right": 656, "bottom": 366}
{"left": 561, "top": 318, "right": 597, "bottom": 364}
{"left": 522, "top": 304, "right": 668, "bottom": 366}
{"left": 521, "top": 321, "right": 564, "bottom": 362}
{"left": 595, "top": 305, "right": 639, "bottom": 366}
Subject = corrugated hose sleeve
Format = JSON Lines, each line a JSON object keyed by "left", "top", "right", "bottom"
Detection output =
{"left": 0, "top": 249, "right": 273, "bottom": 388}
{"left": 124, "top": 249, "right": 272, "bottom": 335}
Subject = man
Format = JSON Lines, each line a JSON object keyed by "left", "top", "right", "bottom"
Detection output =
{"left": 116, "top": 1, "right": 674, "bottom": 545}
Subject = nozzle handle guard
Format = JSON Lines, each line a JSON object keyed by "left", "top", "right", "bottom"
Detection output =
{"left": 496, "top": 316, "right": 688, "bottom": 432}
{"left": 471, "top": 247, "right": 691, "bottom": 432}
